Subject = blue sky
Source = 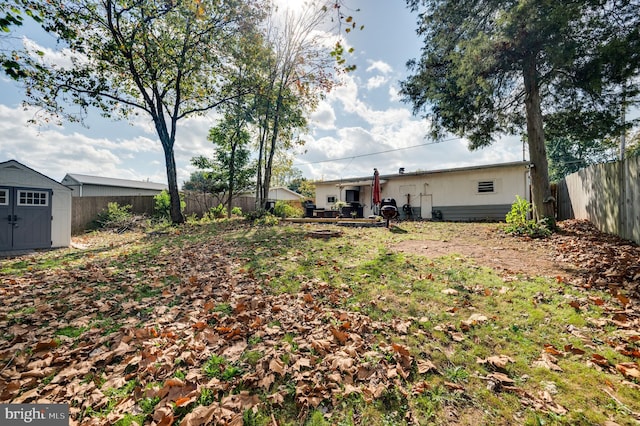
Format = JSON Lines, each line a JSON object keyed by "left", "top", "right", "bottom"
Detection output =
{"left": 0, "top": 0, "right": 526, "bottom": 186}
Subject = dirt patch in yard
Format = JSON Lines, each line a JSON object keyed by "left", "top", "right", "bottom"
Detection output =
{"left": 391, "top": 221, "right": 583, "bottom": 280}
{"left": 392, "top": 219, "right": 640, "bottom": 300}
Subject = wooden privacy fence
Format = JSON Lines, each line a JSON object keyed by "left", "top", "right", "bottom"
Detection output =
{"left": 71, "top": 193, "right": 263, "bottom": 234}
{"left": 71, "top": 196, "right": 156, "bottom": 234}
{"left": 557, "top": 155, "right": 639, "bottom": 244}
{"left": 181, "top": 192, "right": 257, "bottom": 217}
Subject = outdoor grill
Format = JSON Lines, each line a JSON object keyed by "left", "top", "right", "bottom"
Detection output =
{"left": 380, "top": 197, "right": 398, "bottom": 228}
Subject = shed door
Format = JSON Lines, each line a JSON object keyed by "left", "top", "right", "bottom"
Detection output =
{"left": 420, "top": 193, "right": 433, "bottom": 219}
{"left": 0, "top": 187, "right": 11, "bottom": 249}
{"left": 0, "top": 187, "right": 52, "bottom": 251}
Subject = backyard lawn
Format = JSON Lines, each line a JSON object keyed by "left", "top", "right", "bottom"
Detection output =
{"left": 0, "top": 219, "right": 638, "bottom": 425}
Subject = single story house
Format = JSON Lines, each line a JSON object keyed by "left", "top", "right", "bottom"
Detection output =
{"left": 1, "top": 160, "right": 72, "bottom": 250}
{"left": 314, "top": 161, "right": 531, "bottom": 221}
{"left": 62, "top": 173, "right": 168, "bottom": 197}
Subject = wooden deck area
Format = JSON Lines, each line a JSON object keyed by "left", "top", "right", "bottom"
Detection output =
{"left": 284, "top": 217, "right": 384, "bottom": 227}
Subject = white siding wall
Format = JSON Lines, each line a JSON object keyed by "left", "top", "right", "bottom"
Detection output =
{"left": 315, "top": 164, "right": 529, "bottom": 219}
{"left": 315, "top": 185, "right": 343, "bottom": 208}
{"left": 393, "top": 167, "right": 528, "bottom": 207}
{"left": 51, "top": 189, "right": 72, "bottom": 247}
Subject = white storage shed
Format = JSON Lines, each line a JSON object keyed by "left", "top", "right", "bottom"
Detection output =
{"left": 0, "top": 160, "right": 72, "bottom": 251}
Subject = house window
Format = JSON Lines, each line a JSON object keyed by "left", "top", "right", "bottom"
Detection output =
{"left": 477, "top": 181, "right": 495, "bottom": 193}
{"left": 327, "top": 195, "right": 337, "bottom": 203}
{"left": 345, "top": 190, "right": 359, "bottom": 203}
{"left": 17, "top": 190, "right": 49, "bottom": 206}
{"left": 0, "top": 189, "right": 7, "bottom": 205}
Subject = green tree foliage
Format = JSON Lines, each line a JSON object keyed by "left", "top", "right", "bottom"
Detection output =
{"left": 546, "top": 135, "right": 617, "bottom": 182}
{"left": 95, "top": 202, "right": 132, "bottom": 229}
{"left": 505, "top": 196, "right": 551, "bottom": 238}
{"left": 288, "top": 177, "right": 316, "bottom": 199}
{"left": 12, "top": 0, "right": 265, "bottom": 224}
{"left": 190, "top": 116, "right": 255, "bottom": 218}
{"left": 544, "top": 109, "right": 620, "bottom": 180}
{"left": 154, "top": 190, "right": 185, "bottom": 220}
{"left": 401, "top": 0, "right": 640, "bottom": 223}
{"left": 0, "top": 1, "right": 42, "bottom": 79}
{"left": 273, "top": 200, "right": 302, "bottom": 218}
{"left": 197, "top": 27, "right": 265, "bottom": 218}
{"left": 182, "top": 171, "right": 223, "bottom": 194}
{"left": 627, "top": 130, "right": 640, "bottom": 159}
{"left": 544, "top": 108, "right": 624, "bottom": 181}
{"left": 0, "top": 4, "right": 22, "bottom": 32}
{"left": 326, "top": 1, "right": 362, "bottom": 72}
{"left": 269, "top": 153, "right": 300, "bottom": 188}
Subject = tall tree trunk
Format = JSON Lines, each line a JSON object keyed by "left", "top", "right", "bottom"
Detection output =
{"left": 256, "top": 123, "right": 267, "bottom": 209}
{"left": 523, "top": 53, "right": 555, "bottom": 226}
{"left": 154, "top": 111, "right": 184, "bottom": 224}
{"left": 263, "top": 94, "right": 282, "bottom": 209}
{"left": 227, "top": 137, "right": 238, "bottom": 219}
{"left": 161, "top": 142, "right": 184, "bottom": 224}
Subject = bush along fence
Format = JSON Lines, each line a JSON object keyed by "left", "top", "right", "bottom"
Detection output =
{"left": 557, "top": 155, "right": 639, "bottom": 245}
{"left": 71, "top": 192, "right": 303, "bottom": 234}
{"left": 71, "top": 196, "right": 156, "bottom": 234}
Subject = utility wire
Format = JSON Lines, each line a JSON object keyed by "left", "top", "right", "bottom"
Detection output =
{"left": 294, "top": 136, "right": 463, "bottom": 166}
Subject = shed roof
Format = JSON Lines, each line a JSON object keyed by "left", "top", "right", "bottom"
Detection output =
{"left": 0, "top": 160, "right": 72, "bottom": 191}
{"left": 269, "top": 186, "right": 305, "bottom": 199}
{"left": 63, "top": 173, "right": 168, "bottom": 191}
{"left": 238, "top": 186, "right": 305, "bottom": 199}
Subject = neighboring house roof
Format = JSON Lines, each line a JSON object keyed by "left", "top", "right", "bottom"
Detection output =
{"left": 268, "top": 186, "right": 305, "bottom": 200}
{"left": 317, "top": 161, "right": 530, "bottom": 185}
{"left": 238, "top": 186, "right": 305, "bottom": 200}
{"left": 0, "top": 159, "right": 72, "bottom": 191}
{"left": 62, "top": 173, "right": 168, "bottom": 191}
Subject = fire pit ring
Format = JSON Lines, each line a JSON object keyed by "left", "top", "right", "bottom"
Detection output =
{"left": 305, "top": 229, "right": 343, "bottom": 239}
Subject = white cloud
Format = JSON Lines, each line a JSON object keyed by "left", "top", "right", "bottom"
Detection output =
{"left": 366, "top": 60, "right": 393, "bottom": 74}
{"left": 329, "top": 75, "right": 369, "bottom": 118}
{"left": 366, "top": 75, "right": 389, "bottom": 90}
{"left": 23, "top": 37, "right": 87, "bottom": 69}
{"left": 310, "top": 101, "right": 336, "bottom": 130}
{"left": 0, "top": 104, "right": 203, "bottom": 183}
{"left": 0, "top": 110, "right": 125, "bottom": 181}
{"left": 271, "top": 0, "right": 307, "bottom": 14}
{"left": 388, "top": 85, "right": 402, "bottom": 102}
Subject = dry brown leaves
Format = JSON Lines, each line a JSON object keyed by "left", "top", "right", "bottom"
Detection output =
{"left": 0, "top": 232, "right": 429, "bottom": 425}
{"left": 553, "top": 220, "right": 640, "bottom": 300}
{"left": 550, "top": 220, "right": 640, "bottom": 386}
{"left": 1, "top": 219, "right": 639, "bottom": 424}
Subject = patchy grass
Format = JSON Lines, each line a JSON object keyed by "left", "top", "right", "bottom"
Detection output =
{"left": 1, "top": 220, "right": 639, "bottom": 425}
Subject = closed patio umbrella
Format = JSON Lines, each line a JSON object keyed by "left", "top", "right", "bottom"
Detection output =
{"left": 372, "top": 168, "right": 381, "bottom": 214}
